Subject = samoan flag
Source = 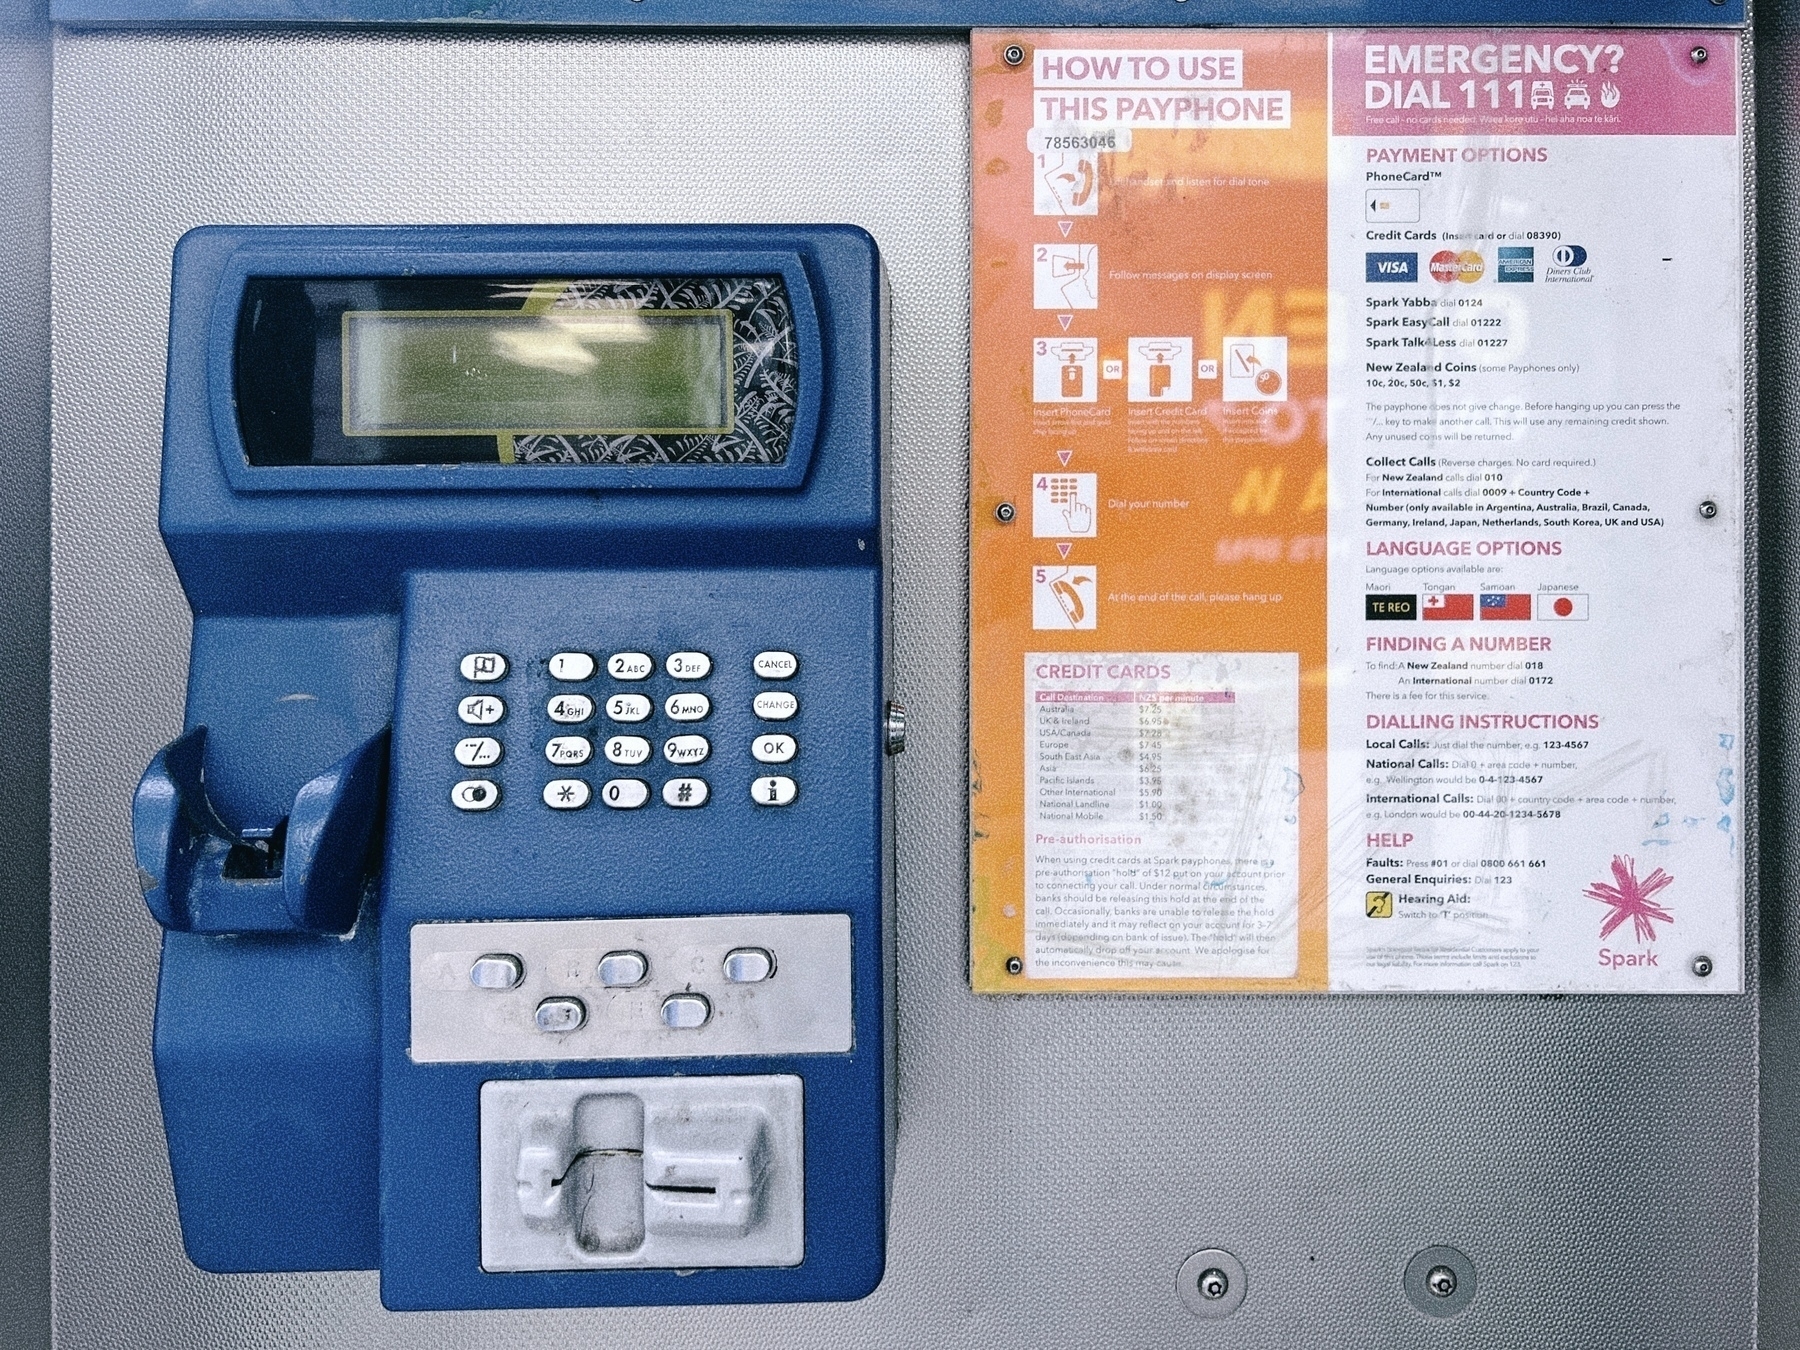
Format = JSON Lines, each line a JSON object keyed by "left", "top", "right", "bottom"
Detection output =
{"left": 1479, "top": 592, "right": 1532, "bottom": 620}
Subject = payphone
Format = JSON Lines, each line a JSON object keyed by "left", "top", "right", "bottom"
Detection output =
{"left": 130, "top": 224, "right": 894, "bottom": 1310}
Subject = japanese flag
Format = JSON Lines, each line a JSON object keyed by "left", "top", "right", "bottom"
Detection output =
{"left": 1539, "top": 594, "right": 1589, "bottom": 621}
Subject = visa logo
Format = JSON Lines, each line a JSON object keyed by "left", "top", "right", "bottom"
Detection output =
{"left": 1366, "top": 252, "right": 1418, "bottom": 283}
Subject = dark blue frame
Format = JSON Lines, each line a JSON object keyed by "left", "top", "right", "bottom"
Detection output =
{"left": 202, "top": 234, "right": 823, "bottom": 493}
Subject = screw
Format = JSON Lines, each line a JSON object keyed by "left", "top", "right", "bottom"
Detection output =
{"left": 1691, "top": 45, "right": 1709, "bottom": 64}
{"left": 1699, "top": 499, "right": 1719, "bottom": 519}
{"left": 1426, "top": 1265, "right": 1458, "bottom": 1299}
{"left": 1003, "top": 43, "right": 1026, "bottom": 67}
{"left": 1005, "top": 956, "right": 1023, "bottom": 975}
{"left": 1198, "top": 1268, "right": 1229, "bottom": 1300}
{"left": 995, "top": 501, "right": 1017, "bottom": 523}
{"left": 1693, "top": 954, "right": 1715, "bottom": 978}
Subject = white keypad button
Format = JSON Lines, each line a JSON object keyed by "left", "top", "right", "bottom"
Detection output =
{"left": 722, "top": 947, "right": 775, "bottom": 983}
{"left": 662, "top": 777, "right": 710, "bottom": 808}
{"left": 454, "top": 736, "right": 503, "bottom": 768}
{"left": 546, "top": 693, "right": 595, "bottom": 724}
{"left": 665, "top": 651, "right": 712, "bottom": 679}
{"left": 663, "top": 734, "right": 711, "bottom": 766}
{"left": 542, "top": 779, "right": 592, "bottom": 810}
{"left": 535, "top": 997, "right": 586, "bottom": 1033}
{"left": 600, "top": 778, "right": 651, "bottom": 810}
{"left": 470, "top": 953, "right": 523, "bottom": 989}
{"left": 750, "top": 775, "right": 798, "bottom": 807}
{"left": 753, "top": 691, "right": 798, "bottom": 721}
{"left": 665, "top": 692, "right": 711, "bottom": 722}
{"left": 661, "top": 993, "right": 711, "bottom": 1030}
{"left": 751, "top": 733, "right": 797, "bottom": 764}
{"left": 458, "top": 694, "right": 506, "bottom": 725}
{"left": 607, "top": 652, "right": 654, "bottom": 680}
{"left": 597, "top": 950, "right": 649, "bottom": 987}
{"left": 753, "top": 651, "right": 799, "bottom": 680}
{"left": 544, "top": 736, "right": 592, "bottom": 766}
{"left": 451, "top": 779, "right": 501, "bottom": 811}
{"left": 604, "top": 735, "right": 652, "bottom": 765}
{"left": 607, "top": 693, "right": 653, "bottom": 723}
{"left": 460, "top": 652, "right": 508, "bottom": 682}
{"left": 548, "top": 651, "right": 596, "bottom": 681}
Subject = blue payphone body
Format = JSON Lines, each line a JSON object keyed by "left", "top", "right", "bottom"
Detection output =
{"left": 132, "top": 224, "right": 892, "bottom": 1310}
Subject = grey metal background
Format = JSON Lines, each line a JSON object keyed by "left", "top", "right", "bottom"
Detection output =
{"left": 48, "top": 29, "right": 1763, "bottom": 1349}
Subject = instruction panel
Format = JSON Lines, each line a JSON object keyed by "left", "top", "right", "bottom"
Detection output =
{"left": 970, "top": 29, "right": 1745, "bottom": 993}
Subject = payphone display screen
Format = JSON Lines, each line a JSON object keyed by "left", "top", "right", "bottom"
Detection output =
{"left": 233, "top": 275, "right": 797, "bottom": 468}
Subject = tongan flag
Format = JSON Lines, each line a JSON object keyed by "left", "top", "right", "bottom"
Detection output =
{"left": 1479, "top": 592, "right": 1532, "bottom": 620}
{"left": 1422, "top": 593, "right": 1474, "bottom": 620}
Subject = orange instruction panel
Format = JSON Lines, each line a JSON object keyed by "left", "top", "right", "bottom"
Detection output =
{"left": 971, "top": 32, "right": 1332, "bottom": 992}
{"left": 970, "top": 28, "right": 1749, "bottom": 996}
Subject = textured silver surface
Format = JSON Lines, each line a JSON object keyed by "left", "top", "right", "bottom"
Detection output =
{"left": 51, "top": 29, "right": 1759, "bottom": 1349}
{"left": 409, "top": 913, "right": 852, "bottom": 1062}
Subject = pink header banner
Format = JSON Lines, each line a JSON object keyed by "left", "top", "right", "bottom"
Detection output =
{"left": 1333, "top": 30, "right": 1738, "bottom": 137}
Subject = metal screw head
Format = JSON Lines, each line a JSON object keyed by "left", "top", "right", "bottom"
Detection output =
{"left": 995, "top": 501, "right": 1017, "bottom": 523}
{"left": 1693, "top": 954, "right": 1715, "bottom": 978}
{"left": 884, "top": 701, "right": 907, "bottom": 756}
{"left": 1003, "top": 43, "right": 1026, "bottom": 67}
{"left": 1426, "top": 1265, "right": 1458, "bottom": 1298}
{"left": 1691, "top": 45, "right": 1709, "bottom": 64}
{"left": 1198, "top": 1268, "right": 1229, "bottom": 1300}
{"left": 1005, "top": 956, "right": 1023, "bottom": 975}
{"left": 1698, "top": 499, "right": 1719, "bottom": 519}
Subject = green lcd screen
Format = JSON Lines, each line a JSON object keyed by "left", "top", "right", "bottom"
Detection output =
{"left": 341, "top": 309, "right": 733, "bottom": 436}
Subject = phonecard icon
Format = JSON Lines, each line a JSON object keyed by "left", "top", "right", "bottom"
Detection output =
{"left": 1032, "top": 473, "right": 1097, "bottom": 538}
{"left": 1128, "top": 337, "right": 1193, "bottom": 403}
{"left": 1222, "top": 336, "right": 1288, "bottom": 402}
{"left": 1034, "top": 338, "right": 1098, "bottom": 403}
{"left": 1033, "top": 565, "right": 1098, "bottom": 630}
{"left": 1033, "top": 244, "right": 1099, "bottom": 309}
{"left": 1034, "top": 151, "right": 1099, "bottom": 216}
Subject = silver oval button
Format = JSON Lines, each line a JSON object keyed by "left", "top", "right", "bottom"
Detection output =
{"left": 460, "top": 652, "right": 507, "bottom": 682}
{"left": 597, "top": 950, "right": 648, "bottom": 987}
{"left": 663, "top": 734, "right": 711, "bottom": 765}
{"left": 722, "top": 947, "right": 775, "bottom": 983}
{"left": 607, "top": 693, "right": 653, "bottom": 723}
{"left": 604, "top": 735, "right": 651, "bottom": 765}
{"left": 548, "top": 651, "right": 596, "bottom": 681}
{"left": 751, "top": 734, "right": 796, "bottom": 764}
{"left": 544, "top": 735, "right": 592, "bottom": 765}
{"left": 469, "top": 953, "right": 522, "bottom": 989}
{"left": 662, "top": 777, "right": 709, "bottom": 808}
{"left": 753, "top": 651, "right": 799, "bottom": 679}
{"left": 607, "top": 652, "right": 654, "bottom": 680}
{"left": 665, "top": 651, "right": 712, "bottom": 679}
{"left": 451, "top": 779, "right": 501, "bottom": 811}
{"left": 750, "top": 775, "right": 798, "bottom": 807}
{"left": 660, "top": 993, "right": 711, "bottom": 1030}
{"left": 535, "top": 997, "right": 586, "bottom": 1033}
{"left": 665, "top": 692, "right": 711, "bottom": 722}
{"left": 542, "top": 779, "right": 592, "bottom": 810}
{"left": 546, "top": 694, "right": 594, "bottom": 724}
{"left": 753, "top": 691, "right": 798, "bottom": 721}
{"left": 458, "top": 694, "right": 506, "bottom": 725}
{"left": 454, "top": 736, "right": 503, "bottom": 768}
{"left": 600, "top": 778, "right": 650, "bottom": 810}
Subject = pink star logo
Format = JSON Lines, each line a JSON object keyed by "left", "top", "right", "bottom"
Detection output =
{"left": 1585, "top": 855, "right": 1674, "bottom": 943}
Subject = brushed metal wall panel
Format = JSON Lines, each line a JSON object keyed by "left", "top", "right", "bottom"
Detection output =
{"left": 50, "top": 30, "right": 1759, "bottom": 1349}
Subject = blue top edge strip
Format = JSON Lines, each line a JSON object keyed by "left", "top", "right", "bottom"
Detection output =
{"left": 50, "top": 1, "right": 1747, "bottom": 29}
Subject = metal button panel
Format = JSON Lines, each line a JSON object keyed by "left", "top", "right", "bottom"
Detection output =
{"left": 469, "top": 953, "right": 523, "bottom": 989}
{"left": 410, "top": 912, "right": 853, "bottom": 1063}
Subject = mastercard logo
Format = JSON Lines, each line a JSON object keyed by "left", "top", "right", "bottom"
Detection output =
{"left": 1428, "top": 249, "right": 1485, "bottom": 284}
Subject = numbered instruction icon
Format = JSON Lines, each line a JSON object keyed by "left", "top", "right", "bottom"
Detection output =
{"left": 1128, "top": 336, "right": 1193, "bottom": 403}
{"left": 1034, "top": 338, "right": 1098, "bottom": 403}
{"left": 1222, "top": 335, "right": 1288, "bottom": 402}
{"left": 1033, "top": 472, "right": 1098, "bottom": 538}
{"left": 1032, "top": 565, "right": 1098, "bottom": 630}
{"left": 1034, "top": 244, "right": 1099, "bottom": 309}
{"left": 1034, "top": 151, "right": 1098, "bottom": 216}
